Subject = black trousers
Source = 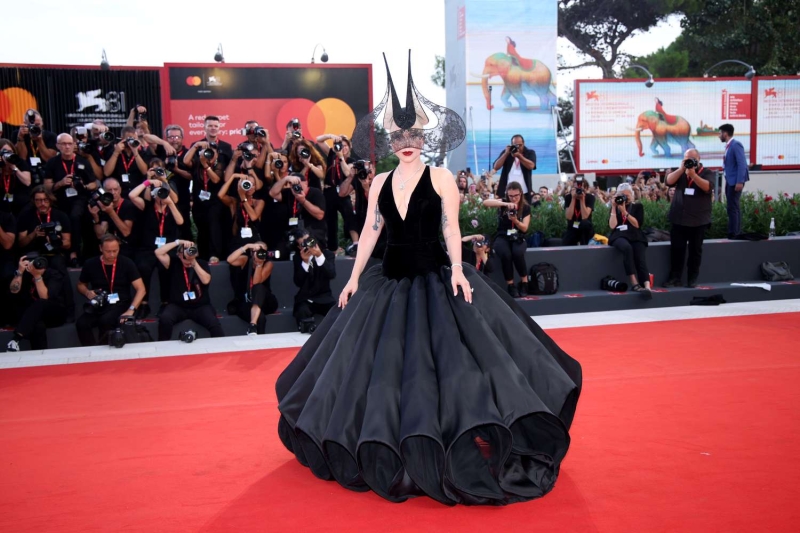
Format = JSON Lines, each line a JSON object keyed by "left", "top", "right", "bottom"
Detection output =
{"left": 323, "top": 188, "right": 355, "bottom": 251}
{"left": 177, "top": 202, "right": 193, "bottom": 241}
{"left": 63, "top": 196, "right": 88, "bottom": 258}
{"left": 76, "top": 303, "right": 130, "bottom": 346}
{"left": 135, "top": 250, "right": 169, "bottom": 304}
{"left": 611, "top": 238, "right": 650, "bottom": 285}
{"left": 293, "top": 300, "right": 334, "bottom": 325}
{"left": 669, "top": 224, "right": 706, "bottom": 281}
{"left": 158, "top": 303, "right": 224, "bottom": 341}
{"left": 237, "top": 285, "right": 279, "bottom": 333}
{"left": 193, "top": 200, "right": 228, "bottom": 260}
{"left": 562, "top": 220, "right": 594, "bottom": 246}
{"left": 15, "top": 299, "right": 67, "bottom": 350}
{"left": 493, "top": 236, "right": 527, "bottom": 281}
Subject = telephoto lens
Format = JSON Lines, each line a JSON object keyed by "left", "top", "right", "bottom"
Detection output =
{"left": 0, "top": 153, "right": 23, "bottom": 167}
{"left": 165, "top": 156, "right": 177, "bottom": 168}
{"left": 684, "top": 158, "right": 698, "bottom": 169}
{"left": 31, "top": 255, "right": 49, "bottom": 270}
{"left": 126, "top": 138, "right": 140, "bottom": 148}
{"left": 255, "top": 249, "right": 268, "bottom": 260}
{"left": 201, "top": 147, "right": 215, "bottom": 160}
{"left": 254, "top": 127, "right": 267, "bottom": 138}
{"left": 179, "top": 330, "right": 197, "bottom": 343}
{"left": 152, "top": 186, "right": 170, "bottom": 200}
{"left": 29, "top": 124, "right": 43, "bottom": 136}
{"left": 510, "top": 145, "right": 518, "bottom": 154}
{"left": 292, "top": 131, "right": 302, "bottom": 139}
{"left": 99, "top": 131, "right": 115, "bottom": 142}
{"left": 601, "top": 276, "right": 628, "bottom": 293}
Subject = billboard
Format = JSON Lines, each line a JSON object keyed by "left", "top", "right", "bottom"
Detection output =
{"left": 162, "top": 64, "right": 371, "bottom": 149}
{"left": 461, "top": 0, "right": 558, "bottom": 175}
{"left": 755, "top": 77, "right": 800, "bottom": 168}
{"left": 576, "top": 79, "right": 753, "bottom": 172}
{"left": 0, "top": 65, "right": 162, "bottom": 136}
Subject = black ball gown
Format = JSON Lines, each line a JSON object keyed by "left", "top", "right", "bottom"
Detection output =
{"left": 276, "top": 166, "right": 582, "bottom": 506}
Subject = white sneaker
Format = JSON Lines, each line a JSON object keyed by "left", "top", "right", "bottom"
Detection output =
{"left": 6, "top": 339, "right": 20, "bottom": 352}
{"left": 246, "top": 324, "right": 258, "bottom": 336}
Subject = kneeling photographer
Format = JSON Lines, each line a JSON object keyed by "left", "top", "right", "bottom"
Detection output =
{"left": 292, "top": 231, "right": 336, "bottom": 333}
{"left": 461, "top": 234, "right": 494, "bottom": 274}
{"left": 609, "top": 183, "right": 651, "bottom": 299}
{"left": 6, "top": 253, "right": 68, "bottom": 352}
{"left": 482, "top": 182, "right": 531, "bottom": 297}
{"left": 76, "top": 235, "right": 145, "bottom": 346}
{"left": 226, "top": 242, "right": 279, "bottom": 336}
{"left": 155, "top": 239, "right": 224, "bottom": 341}
{"left": 563, "top": 175, "right": 596, "bottom": 246}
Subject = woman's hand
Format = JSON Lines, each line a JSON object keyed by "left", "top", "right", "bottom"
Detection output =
{"left": 338, "top": 277, "right": 358, "bottom": 308}
{"left": 451, "top": 268, "right": 473, "bottom": 304}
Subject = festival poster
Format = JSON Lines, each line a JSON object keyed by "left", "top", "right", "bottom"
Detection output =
{"left": 576, "top": 79, "right": 753, "bottom": 172}
{"left": 755, "top": 78, "right": 800, "bottom": 167}
{"left": 164, "top": 65, "right": 371, "bottom": 151}
{"left": 463, "top": 0, "right": 558, "bottom": 175}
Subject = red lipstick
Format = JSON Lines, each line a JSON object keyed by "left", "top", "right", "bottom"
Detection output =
{"left": 402, "top": 151, "right": 413, "bottom": 156}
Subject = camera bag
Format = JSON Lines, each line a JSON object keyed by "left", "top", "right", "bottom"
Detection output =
{"left": 760, "top": 261, "right": 794, "bottom": 282}
{"left": 529, "top": 263, "right": 559, "bottom": 295}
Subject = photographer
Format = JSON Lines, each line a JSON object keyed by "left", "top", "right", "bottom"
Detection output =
{"left": 44, "top": 134, "right": 100, "bottom": 266}
{"left": 270, "top": 173, "right": 327, "bottom": 250}
{"left": 0, "top": 211, "right": 17, "bottom": 328}
{"left": 663, "top": 149, "right": 714, "bottom": 288}
{"left": 103, "top": 126, "right": 149, "bottom": 195}
{"left": 226, "top": 242, "right": 279, "bottom": 336}
{"left": 128, "top": 162, "right": 185, "bottom": 317}
{"left": 6, "top": 253, "right": 68, "bottom": 352}
{"left": 288, "top": 140, "right": 326, "bottom": 190}
{"left": 232, "top": 121, "right": 271, "bottom": 170}
{"left": 0, "top": 139, "right": 32, "bottom": 215}
{"left": 90, "top": 177, "right": 138, "bottom": 259}
{"left": 461, "top": 234, "right": 494, "bottom": 275}
{"left": 78, "top": 121, "right": 116, "bottom": 169}
{"left": 224, "top": 141, "right": 266, "bottom": 194}
{"left": 75, "top": 234, "right": 145, "bottom": 346}
{"left": 17, "top": 186, "right": 72, "bottom": 271}
{"left": 482, "top": 182, "right": 531, "bottom": 297}
{"left": 280, "top": 118, "right": 305, "bottom": 154}
{"left": 219, "top": 172, "right": 265, "bottom": 248}
{"left": 339, "top": 160, "right": 384, "bottom": 258}
{"left": 292, "top": 231, "right": 336, "bottom": 333}
{"left": 144, "top": 125, "right": 193, "bottom": 239}
{"left": 563, "top": 175, "right": 595, "bottom": 246}
{"left": 609, "top": 183, "right": 652, "bottom": 298}
{"left": 12, "top": 109, "right": 57, "bottom": 164}
{"left": 316, "top": 134, "right": 357, "bottom": 253}
{"left": 260, "top": 151, "right": 292, "bottom": 259}
{"left": 154, "top": 239, "right": 224, "bottom": 341}
{"left": 492, "top": 134, "right": 537, "bottom": 202}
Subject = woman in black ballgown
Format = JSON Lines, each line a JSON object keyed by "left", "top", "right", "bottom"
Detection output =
{"left": 275, "top": 52, "right": 582, "bottom": 506}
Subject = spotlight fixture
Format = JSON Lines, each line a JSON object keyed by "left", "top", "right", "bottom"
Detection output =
{"left": 311, "top": 43, "right": 328, "bottom": 64}
{"left": 703, "top": 59, "right": 756, "bottom": 80}
{"left": 628, "top": 64, "right": 655, "bottom": 88}
{"left": 214, "top": 43, "right": 225, "bottom": 63}
{"left": 100, "top": 49, "right": 110, "bottom": 71}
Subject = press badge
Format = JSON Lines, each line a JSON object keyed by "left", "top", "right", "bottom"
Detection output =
{"left": 154, "top": 237, "right": 166, "bottom": 247}
{"left": 121, "top": 174, "right": 130, "bottom": 183}
{"left": 65, "top": 187, "right": 78, "bottom": 198}
{"left": 685, "top": 188, "right": 695, "bottom": 196}
{"left": 240, "top": 227, "right": 253, "bottom": 238}
{"left": 507, "top": 229, "right": 518, "bottom": 236}
{"left": 199, "top": 190, "right": 211, "bottom": 201}
{"left": 617, "top": 224, "right": 628, "bottom": 231}
{"left": 183, "top": 291, "right": 196, "bottom": 301}
{"left": 29, "top": 157, "right": 41, "bottom": 167}
{"left": 107, "top": 293, "right": 120, "bottom": 304}
{"left": 77, "top": 164, "right": 85, "bottom": 171}
{"left": 4, "top": 193, "right": 12, "bottom": 202}
{"left": 289, "top": 217, "right": 299, "bottom": 226}
{"left": 45, "top": 242, "right": 55, "bottom": 251}
{"left": 573, "top": 221, "right": 581, "bottom": 229}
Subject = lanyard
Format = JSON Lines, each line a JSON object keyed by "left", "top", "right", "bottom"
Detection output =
{"left": 292, "top": 199, "right": 299, "bottom": 217}
{"left": 202, "top": 169, "right": 209, "bottom": 191}
{"left": 2, "top": 170, "right": 10, "bottom": 194}
{"left": 29, "top": 140, "right": 39, "bottom": 158}
{"left": 241, "top": 202, "right": 250, "bottom": 227}
{"left": 155, "top": 203, "right": 168, "bottom": 237}
{"left": 120, "top": 152, "right": 135, "bottom": 173}
{"left": 182, "top": 266, "right": 192, "bottom": 293}
{"left": 101, "top": 259, "right": 117, "bottom": 293}
{"left": 37, "top": 209, "right": 51, "bottom": 224}
{"left": 61, "top": 158, "right": 75, "bottom": 178}
{"left": 620, "top": 210, "right": 628, "bottom": 225}
{"left": 116, "top": 199, "right": 124, "bottom": 215}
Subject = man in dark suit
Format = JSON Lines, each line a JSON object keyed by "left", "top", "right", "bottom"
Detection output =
{"left": 492, "top": 134, "right": 537, "bottom": 203}
{"left": 292, "top": 231, "right": 336, "bottom": 333}
{"left": 719, "top": 124, "right": 749, "bottom": 238}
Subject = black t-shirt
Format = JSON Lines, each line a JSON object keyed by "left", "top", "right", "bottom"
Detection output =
{"left": 44, "top": 154, "right": 96, "bottom": 203}
{"left": 166, "top": 256, "right": 212, "bottom": 308}
{"left": 18, "top": 267, "right": 67, "bottom": 308}
{"left": 188, "top": 139, "right": 234, "bottom": 174}
{"left": 608, "top": 202, "right": 646, "bottom": 245}
{"left": 79, "top": 255, "right": 141, "bottom": 304}
{"left": 281, "top": 187, "right": 327, "bottom": 244}
{"left": 11, "top": 129, "right": 58, "bottom": 154}
{"left": 564, "top": 192, "right": 596, "bottom": 222}
{"left": 0, "top": 211, "right": 16, "bottom": 265}
{"left": 107, "top": 149, "right": 148, "bottom": 194}
{"left": 17, "top": 208, "right": 72, "bottom": 255}
{"left": 138, "top": 199, "right": 182, "bottom": 251}
{"left": 99, "top": 199, "right": 139, "bottom": 245}
{"left": 496, "top": 203, "right": 531, "bottom": 237}
{"left": 324, "top": 150, "right": 354, "bottom": 188}
{"left": 1, "top": 159, "right": 32, "bottom": 213}
{"left": 668, "top": 167, "right": 715, "bottom": 227}
{"left": 154, "top": 145, "right": 191, "bottom": 207}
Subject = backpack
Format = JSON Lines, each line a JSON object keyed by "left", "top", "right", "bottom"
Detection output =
{"left": 760, "top": 261, "right": 794, "bottom": 281}
{"left": 528, "top": 263, "right": 559, "bottom": 295}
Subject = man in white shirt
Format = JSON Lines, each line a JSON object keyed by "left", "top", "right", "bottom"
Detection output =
{"left": 492, "top": 134, "right": 537, "bottom": 203}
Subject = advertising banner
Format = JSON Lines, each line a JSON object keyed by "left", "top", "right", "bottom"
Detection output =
{"left": 463, "top": 0, "right": 558, "bottom": 176}
{"left": 0, "top": 65, "right": 162, "bottom": 136}
{"left": 755, "top": 78, "right": 800, "bottom": 168}
{"left": 576, "top": 79, "right": 753, "bottom": 172}
{"left": 163, "top": 64, "right": 371, "bottom": 150}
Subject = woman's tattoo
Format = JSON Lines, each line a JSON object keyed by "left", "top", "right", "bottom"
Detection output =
{"left": 441, "top": 199, "right": 449, "bottom": 228}
{"left": 10, "top": 281, "right": 20, "bottom": 292}
{"left": 372, "top": 205, "right": 382, "bottom": 231}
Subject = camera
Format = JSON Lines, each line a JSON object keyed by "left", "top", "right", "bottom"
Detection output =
{"left": 183, "top": 245, "right": 199, "bottom": 257}
{"left": 151, "top": 186, "right": 170, "bottom": 200}
{"left": 240, "top": 179, "right": 253, "bottom": 192}
{"left": 601, "top": 276, "right": 628, "bottom": 293}
{"left": 509, "top": 145, "right": 519, "bottom": 154}
{"left": 684, "top": 158, "right": 699, "bottom": 169}
{"left": 238, "top": 142, "right": 256, "bottom": 161}
{"left": 614, "top": 195, "right": 626, "bottom": 205}
{"left": 88, "top": 188, "right": 114, "bottom": 208}
{"left": 273, "top": 158, "right": 285, "bottom": 170}
{"left": 135, "top": 105, "right": 147, "bottom": 122}
{"left": 179, "top": 329, "right": 197, "bottom": 343}
{"left": 98, "top": 131, "right": 115, "bottom": 143}
{"left": 333, "top": 141, "right": 343, "bottom": 152}
{"left": 85, "top": 289, "right": 109, "bottom": 313}
{"left": 200, "top": 142, "right": 217, "bottom": 160}
{"left": 574, "top": 187, "right": 584, "bottom": 195}
{"left": 291, "top": 118, "right": 300, "bottom": 130}
{"left": 301, "top": 237, "right": 317, "bottom": 251}
{"left": 126, "top": 138, "right": 140, "bottom": 149}
{"left": 40, "top": 221, "right": 63, "bottom": 234}
{"left": 153, "top": 167, "right": 166, "bottom": 177}
{"left": 298, "top": 317, "right": 316, "bottom": 334}
{"left": 24, "top": 252, "right": 49, "bottom": 270}
{"left": 507, "top": 207, "right": 518, "bottom": 218}
{"left": 109, "top": 316, "right": 136, "bottom": 349}
{"left": 0, "top": 152, "right": 23, "bottom": 167}
{"left": 77, "top": 140, "right": 96, "bottom": 155}
{"left": 254, "top": 249, "right": 280, "bottom": 260}
{"left": 164, "top": 156, "right": 178, "bottom": 169}
{"left": 291, "top": 183, "right": 303, "bottom": 194}
{"left": 292, "top": 131, "right": 302, "bottom": 139}
{"left": 353, "top": 159, "right": 369, "bottom": 179}
{"left": 474, "top": 239, "right": 487, "bottom": 248}
{"left": 299, "top": 148, "right": 311, "bottom": 159}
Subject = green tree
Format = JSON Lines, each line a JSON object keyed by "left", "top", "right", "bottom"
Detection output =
{"left": 432, "top": 55, "right": 445, "bottom": 89}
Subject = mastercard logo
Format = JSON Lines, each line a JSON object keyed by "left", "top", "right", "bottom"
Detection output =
{"left": 778, "top": 155, "right": 785, "bottom": 160}
{"left": 185, "top": 76, "right": 202, "bottom": 86}
{"left": 276, "top": 98, "right": 357, "bottom": 140}
{"left": 601, "top": 159, "right": 609, "bottom": 164}
{"left": 0, "top": 87, "right": 38, "bottom": 126}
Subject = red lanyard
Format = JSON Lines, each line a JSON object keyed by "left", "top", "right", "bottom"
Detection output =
{"left": 2, "top": 171, "right": 10, "bottom": 194}
{"left": 292, "top": 199, "right": 299, "bottom": 217}
{"left": 155, "top": 203, "right": 168, "bottom": 237}
{"left": 202, "top": 169, "right": 209, "bottom": 191}
{"left": 62, "top": 158, "right": 75, "bottom": 178}
{"left": 120, "top": 152, "right": 135, "bottom": 173}
{"left": 101, "top": 259, "right": 117, "bottom": 294}
{"left": 620, "top": 211, "right": 628, "bottom": 225}
{"left": 115, "top": 199, "right": 124, "bottom": 215}
{"left": 37, "top": 209, "right": 51, "bottom": 224}
{"left": 686, "top": 173, "right": 695, "bottom": 189}
{"left": 241, "top": 202, "right": 251, "bottom": 227}
{"left": 182, "top": 266, "right": 192, "bottom": 293}
{"left": 476, "top": 258, "right": 482, "bottom": 271}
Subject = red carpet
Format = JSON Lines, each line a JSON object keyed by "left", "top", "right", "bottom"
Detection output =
{"left": 1, "top": 313, "right": 799, "bottom": 532}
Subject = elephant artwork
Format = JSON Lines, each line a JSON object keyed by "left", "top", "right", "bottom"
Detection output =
{"left": 633, "top": 110, "right": 696, "bottom": 159}
{"left": 476, "top": 37, "right": 556, "bottom": 112}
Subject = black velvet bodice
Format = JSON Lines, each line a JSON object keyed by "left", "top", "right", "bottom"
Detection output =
{"left": 378, "top": 166, "right": 450, "bottom": 280}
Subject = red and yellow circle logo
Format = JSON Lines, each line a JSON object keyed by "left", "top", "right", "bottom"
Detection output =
{"left": 185, "top": 76, "right": 202, "bottom": 87}
{"left": 0, "top": 88, "right": 38, "bottom": 126}
{"left": 276, "top": 98, "right": 356, "bottom": 140}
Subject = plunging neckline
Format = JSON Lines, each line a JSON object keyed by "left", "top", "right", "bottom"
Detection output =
{"left": 391, "top": 165, "right": 428, "bottom": 222}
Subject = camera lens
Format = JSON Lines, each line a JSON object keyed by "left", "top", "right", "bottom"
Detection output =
{"left": 126, "top": 138, "right": 140, "bottom": 148}
{"left": 273, "top": 159, "right": 284, "bottom": 170}
{"left": 293, "top": 131, "right": 302, "bottom": 139}
{"left": 333, "top": 142, "right": 342, "bottom": 152}
{"left": 255, "top": 249, "right": 267, "bottom": 260}
{"left": 154, "top": 167, "right": 166, "bottom": 177}
{"left": 165, "top": 156, "right": 177, "bottom": 168}
{"left": 292, "top": 183, "right": 303, "bottom": 194}
{"left": 29, "top": 125, "right": 42, "bottom": 136}
{"left": 241, "top": 179, "right": 253, "bottom": 191}
{"left": 100, "top": 131, "right": 115, "bottom": 142}
{"left": 184, "top": 246, "right": 198, "bottom": 257}
{"left": 300, "top": 148, "right": 310, "bottom": 159}
{"left": 201, "top": 148, "right": 215, "bottom": 160}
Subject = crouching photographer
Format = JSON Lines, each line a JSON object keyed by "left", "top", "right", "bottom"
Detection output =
{"left": 292, "top": 231, "right": 336, "bottom": 333}
{"left": 5, "top": 253, "right": 68, "bottom": 352}
{"left": 17, "top": 187, "right": 72, "bottom": 272}
{"left": 226, "top": 242, "right": 279, "bottom": 336}
{"left": 76, "top": 235, "right": 145, "bottom": 346}
{"left": 155, "top": 239, "right": 224, "bottom": 341}
{"left": 482, "top": 182, "right": 531, "bottom": 297}
{"left": 563, "top": 175, "right": 596, "bottom": 246}
{"left": 461, "top": 234, "right": 494, "bottom": 274}
{"left": 609, "top": 183, "right": 652, "bottom": 299}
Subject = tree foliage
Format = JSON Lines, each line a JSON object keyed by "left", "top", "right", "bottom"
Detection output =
{"left": 432, "top": 55, "right": 445, "bottom": 89}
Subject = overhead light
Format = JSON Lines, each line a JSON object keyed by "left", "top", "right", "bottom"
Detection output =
{"left": 703, "top": 59, "right": 756, "bottom": 80}
{"left": 214, "top": 43, "right": 224, "bottom": 63}
{"left": 311, "top": 43, "right": 328, "bottom": 64}
{"left": 628, "top": 64, "right": 655, "bottom": 88}
{"left": 100, "top": 49, "right": 109, "bottom": 71}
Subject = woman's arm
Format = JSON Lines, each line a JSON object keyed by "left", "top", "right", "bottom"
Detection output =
{"left": 128, "top": 180, "right": 148, "bottom": 210}
{"left": 436, "top": 169, "right": 463, "bottom": 266}
{"left": 253, "top": 261, "right": 274, "bottom": 285}
{"left": 515, "top": 213, "right": 531, "bottom": 234}
{"left": 217, "top": 174, "right": 236, "bottom": 208}
{"left": 166, "top": 197, "right": 184, "bottom": 226}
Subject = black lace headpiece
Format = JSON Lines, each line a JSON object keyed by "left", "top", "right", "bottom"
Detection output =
{"left": 351, "top": 51, "right": 466, "bottom": 161}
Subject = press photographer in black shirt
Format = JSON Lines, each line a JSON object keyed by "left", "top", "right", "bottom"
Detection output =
{"left": 315, "top": 133, "right": 357, "bottom": 252}
{"left": 0, "top": 139, "right": 32, "bottom": 215}
{"left": 259, "top": 151, "right": 292, "bottom": 259}
{"left": 288, "top": 140, "right": 326, "bottom": 190}
{"left": 292, "top": 231, "right": 336, "bottom": 333}
{"left": 90, "top": 177, "right": 138, "bottom": 259}
{"left": 609, "top": 183, "right": 652, "bottom": 298}
{"left": 492, "top": 134, "right": 537, "bottom": 201}
{"left": 219, "top": 172, "right": 265, "bottom": 249}
{"left": 6, "top": 253, "right": 68, "bottom": 352}
{"left": 145, "top": 125, "right": 193, "bottom": 239}
{"left": 12, "top": 109, "right": 57, "bottom": 164}
{"left": 104, "top": 126, "right": 149, "bottom": 195}
{"left": 461, "top": 234, "right": 495, "bottom": 275}
{"left": 155, "top": 239, "right": 224, "bottom": 341}
{"left": 663, "top": 149, "right": 715, "bottom": 288}
{"left": 17, "top": 187, "right": 72, "bottom": 271}
{"left": 340, "top": 160, "right": 385, "bottom": 258}
{"left": 483, "top": 182, "right": 531, "bottom": 297}
{"left": 226, "top": 241, "right": 279, "bottom": 336}
{"left": 563, "top": 175, "right": 596, "bottom": 246}
{"left": 76, "top": 234, "right": 145, "bottom": 346}
{"left": 270, "top": 172, "right": 327, "bottom": 250}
